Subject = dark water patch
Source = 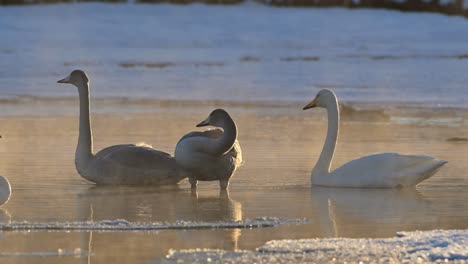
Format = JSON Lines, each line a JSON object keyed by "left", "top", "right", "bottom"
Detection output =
{"left": 343, "top": 54, "right": 468, "bottom": 61}
{"left": 119, "top": 61, "right": 224, "bottom": 69}
{"left": 64, "top": 61, "right": 98, "bottom": 67}
{"left": 369, "top": 55, "right": 401, "bottom": 60}
{"left": 194, "top": 62, "right": 224, "bottom": 67}
{"left": 119, "top": 62, "right": 176, "bottom": 69}
{"left": 437, "top": 54, "right": 468, "bottom": 60}
{"left": 280, "top": 56, "right": 320, "bottom": 62}
{"left": 240, "top": 56, "right": 261, "bottom": 63}
{"left": 342, "top": 54, "right": 411, "bottom": 60}
{"left": 314, "top": 83, "right": 370, "bottom": 90}
{"left": 446, "top": 137, "right": 468, "bottom": 142}
{"left": 0, "top": 49, "right": 14, "bottom": 54}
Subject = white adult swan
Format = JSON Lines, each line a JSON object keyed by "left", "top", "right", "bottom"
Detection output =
{"left": 0, "top": 176, "right": 11, "bottom": 206}
{"left": 175, "top": 109, "right": 243, "bottom": 190}
{"left": 58, "top": 70, "right": 185, "bottom": 185}
{"left": 303, "top": 89, "right": 447, "bottom": 188}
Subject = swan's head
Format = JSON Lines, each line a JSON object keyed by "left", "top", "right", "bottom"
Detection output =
{"left": 197, "top": 109, "right": 231, "bottom": 128}
{"left": 303, "top": 89, "right": 337, "bottom": 110}
{"left": 0, "top": 176, "right": 11, "bottom": 207}
{"left": 57, "top": 70, "right": 89, "bottom": 87}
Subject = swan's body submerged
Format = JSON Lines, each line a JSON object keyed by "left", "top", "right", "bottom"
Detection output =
{"left": 303, "top": 89, "right": 446, "bottom": 188}
{"left": 175, "top": 109, "right": 243, "bottom": 190}
{"left": 58, "top": 70, "right": 185, "bottom": 185}
{"left": 0, "top": 176, "right": 11, "bottom": 206}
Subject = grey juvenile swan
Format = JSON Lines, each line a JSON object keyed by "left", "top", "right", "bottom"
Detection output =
{"left": 58, "top": 70, "right": 185, "bottom": 185}
{"left": 175, "top": 109, "right": 243, "bottom": 190}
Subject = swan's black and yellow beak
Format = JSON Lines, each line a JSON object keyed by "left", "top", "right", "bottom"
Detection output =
{"left": 57, "top": 75, "right": 71, "bottom": 84}
{"left": 303, "top": 97, "right": 318, "bottom": 110}
{"left": 196, "top": 117, "right": 210, "bottom": 127}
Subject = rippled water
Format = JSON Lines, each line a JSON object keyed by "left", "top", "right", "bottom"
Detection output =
{"left": 1, "top": 4, "right": 468, "bottom": 106}
{"left": 0, "top": 101, "right": 466, "bottom": 263}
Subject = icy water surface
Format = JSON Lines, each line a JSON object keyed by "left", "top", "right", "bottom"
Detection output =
{"left": 1, "top": 3, "right": 468, "bottom": 106}
{"left": 0, "top": 101, "right": 466, "bottom": 263}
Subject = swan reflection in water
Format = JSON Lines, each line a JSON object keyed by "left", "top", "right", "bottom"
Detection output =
{"left": 0, "top": 209, "right": 11, "bottom": 250}
{"left": 310, "top": 186, "right": 437, "bottom": 237}
{"left": 0, "top": 208, "right": 11, "bottom": 224}
{"left": 176, "top": 189, "right": 243, "bottom": 250}
{"left": 75, "top": 186, "right": 243, "bottom": 258}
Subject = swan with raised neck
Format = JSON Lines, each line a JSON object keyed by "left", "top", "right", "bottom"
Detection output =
{"left": 303, "top": 89, "right": 447, "bottom": 188}
{"left": 57, "top": 70, "right": 185, "bottom": 185}
{"left": 175, "top": 109, "right": 243, "bottom": 190}
{"left": 58, "top": 70, "right": 93, "bottom": 177}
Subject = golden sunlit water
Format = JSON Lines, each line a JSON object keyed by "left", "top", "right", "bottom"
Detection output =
{"left": 0, "top": 100, "right": 466, "bottom": 263}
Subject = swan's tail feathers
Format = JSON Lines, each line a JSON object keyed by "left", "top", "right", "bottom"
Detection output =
{"left": 405, "top": 158, "right": 447, "bottom": 187}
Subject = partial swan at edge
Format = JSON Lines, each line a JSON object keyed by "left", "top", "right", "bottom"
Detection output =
{"left": 0, "top": 176, "right": 11, "bottom": 207}
{"left": 303, "top": 89, "right": 447, "bottom": 188}
{"left": 175, "top": 109, "right": 243, "bottom": 190}
{"left": 58, "top": 70, "right": 185, "bottom": 185}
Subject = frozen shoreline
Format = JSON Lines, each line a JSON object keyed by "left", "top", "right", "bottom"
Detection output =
{"left": 161, "top": 229, "right": 468, "bottom": 263}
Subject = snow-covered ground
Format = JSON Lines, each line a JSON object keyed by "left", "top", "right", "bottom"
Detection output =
{"left": 1, "top": 3, "right": 468, "bottom": 106}
{"left": 162, "top": 229, "right": 468, "bottom": 263}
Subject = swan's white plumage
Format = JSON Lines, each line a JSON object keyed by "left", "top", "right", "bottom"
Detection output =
{"left": 0, "top": 176, "right": 11, "bottom": 206}
{"left": 305, "top": 89, "right": 447, "bottom": 188}
{"left": 314, "top": 153, "right": 447, "bottom": 188}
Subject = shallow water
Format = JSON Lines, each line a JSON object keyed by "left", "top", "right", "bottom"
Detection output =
{"left": 0, "top": 101, "right": 466, "bottom": 263}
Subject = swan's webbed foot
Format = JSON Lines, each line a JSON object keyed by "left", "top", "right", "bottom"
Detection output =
{"left": 189, "top": 177, "right": 198, "bottom": 190}
{"left": 219, "top": 179, "right": 229, "bottom": 190}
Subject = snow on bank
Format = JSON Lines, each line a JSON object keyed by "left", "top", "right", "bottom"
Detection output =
{"left": 162, "top": 230, "right": 468, "bottom": 263}
{"left": 0, "top": 217, "right": 308, "bottom": 231}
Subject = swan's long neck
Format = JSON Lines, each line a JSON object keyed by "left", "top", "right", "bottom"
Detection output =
{"left": 75, "top": 82, "right": 94, "bottom": 172}
{"left": 211, "top": 118, "right": 237, "bottom": 155}
{"left": 314, "top": 97, "right": 339, "bottom": 175}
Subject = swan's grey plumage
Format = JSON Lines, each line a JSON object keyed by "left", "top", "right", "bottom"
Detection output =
{"left": 175, "top": 109, "right": 243, "bottom": 190}
{"left": 58, "top": 70, "right": 185, "bottom": 185}
{"left": 303, "top": 89, "right": 447, "bottom": 188}
{"left": 0, "top": 176, "right": 11, "bottom": 207}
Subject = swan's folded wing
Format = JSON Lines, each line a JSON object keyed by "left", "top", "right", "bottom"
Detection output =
{"left": 178, "top": 129, "right": 223, "bottom": 143}
{"left": 95, "top": 145, "right": 175, "bottom": 169}
{"left": 333, "top": 153, "right": 445, "bottom": 187}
